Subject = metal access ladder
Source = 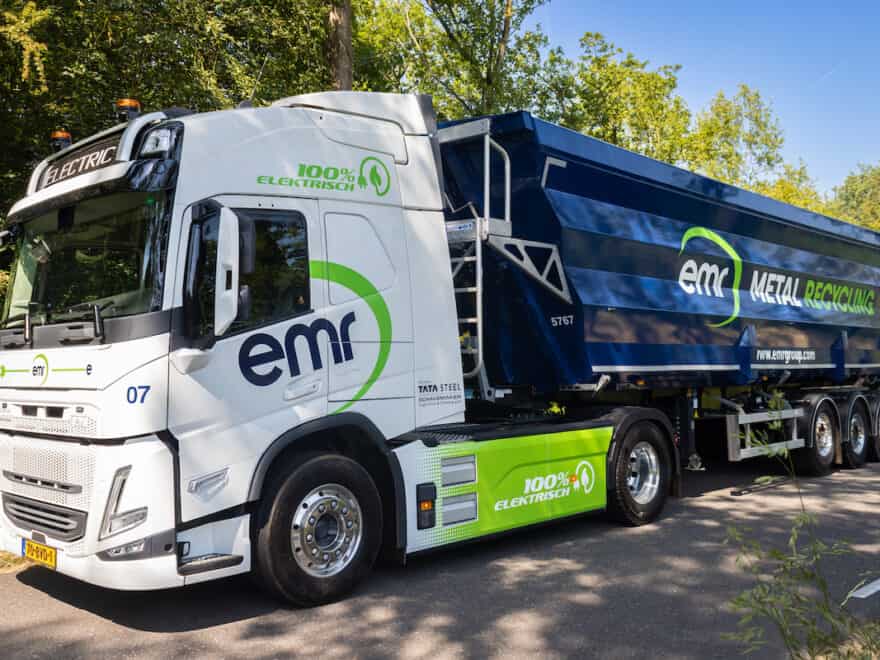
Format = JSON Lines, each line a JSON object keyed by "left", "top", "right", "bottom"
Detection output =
{"left": 437, "top": 119, "right": 574, "bottom": 398}
{"left": 437, "top": 120, "right": 511, "bottom": 397}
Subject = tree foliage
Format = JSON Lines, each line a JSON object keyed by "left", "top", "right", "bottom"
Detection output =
{"left": 685, "top": 84, "right": 785, "bottom": 187}
{"left": 751, "top": 163, "right": 829, "bottom": 216}
{"left": 0, "top": 0, "right": 874, "bottom": 232}
{"left": 1, "top": 0, "right": 331, "bottom": 215}
{"left": 830, "top": 163, "right": 880, "bottom": 229}
{"left": 562, "top": 33, "right": 691, "bottom": 164}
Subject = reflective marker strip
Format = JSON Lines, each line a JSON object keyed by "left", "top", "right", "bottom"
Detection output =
{"left": 591, "top": 364, "right": 740, "bottom": 373}
{"left": 750, "top": 364, "right": 835, "bottom": 370}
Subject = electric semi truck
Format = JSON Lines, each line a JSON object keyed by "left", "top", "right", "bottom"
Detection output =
{"left": 1, "top": 91, "right": 878, "bottom": 606}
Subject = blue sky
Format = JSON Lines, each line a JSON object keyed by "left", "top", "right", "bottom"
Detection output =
{"left": 526, "top": 0, "right": 880, "bottom": 194}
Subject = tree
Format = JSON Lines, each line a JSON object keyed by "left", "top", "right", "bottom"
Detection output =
{"left": 561, "top": 32, "right": 691, "bottom": 163}
{"left": 0, "top": 0, "right": 332, "bottom": 216}
{"left": 354, "top": 0, "right": 574, "bottom": 122}
{"left": 353, "top": 0, "right": 437, "bottom": 94}
{"left": 685, "top": 84, "right": 784, "bottom": 187}
{"left": 329, "top": 0, "right": 354, "bottom": 90}
{"left": 830, "top": 163, "right": 880, "bottom": 229}
{"left": 750, "top": 162, "right": 829, "bottom": 216}
{"left": 410, "top": 0, "right": 549, "bottom": 117}
{"left": 0, "top": 0, "right": 851, "bottom": 236}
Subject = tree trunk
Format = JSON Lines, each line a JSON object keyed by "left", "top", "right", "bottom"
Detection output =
{"left": 328, "top": 0, "right": 353, "bottom": 91}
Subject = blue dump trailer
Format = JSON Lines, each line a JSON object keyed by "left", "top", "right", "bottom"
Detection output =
{"left": 438, "top": 110, "right": 880, "bottom": 475}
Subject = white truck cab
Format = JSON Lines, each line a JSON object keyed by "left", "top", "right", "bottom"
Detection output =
{"left": 0, "top": 92, "right": 468, "bottom": 598}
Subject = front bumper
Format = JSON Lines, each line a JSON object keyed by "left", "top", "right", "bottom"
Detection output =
{"left": 1, "top": 524, "right": 182, "bottom": 589}
{"left": 0, "top": 432, "right": 183, "bottom": 590}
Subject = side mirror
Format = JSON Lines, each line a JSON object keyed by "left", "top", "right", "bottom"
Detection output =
{"left": 214, "top": 207, "right": 239, "bottom": 336}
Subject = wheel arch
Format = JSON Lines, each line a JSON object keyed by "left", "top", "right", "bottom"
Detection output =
{"left": 604, "top": 407, "right": 680, "bottom": 498}
{"left": 247, "top": 412, "right": 406, "bottom": 555}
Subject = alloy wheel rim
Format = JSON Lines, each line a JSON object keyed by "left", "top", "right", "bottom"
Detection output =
{"left": 815, "top": 412, "right": 835, "bottom": 458}
{"left": 627, "top": 441, "right": 660, "bottom": 505}
{"left": 291, "top": 483, "right": 363, "bottom": 578}
{"left": 850, "top": 413, "right": 867, "bottom": 455}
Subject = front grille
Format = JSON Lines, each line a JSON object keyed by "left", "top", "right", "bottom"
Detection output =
{"left": 3, "top": 440, "right": 95, "bottom": 509}
{"left": 2, "top": 492, "right": 87, "bottom": 542}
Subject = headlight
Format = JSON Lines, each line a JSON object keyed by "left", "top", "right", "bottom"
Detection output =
{"left": 99, "top": 466, "right": 148, "bottom": 540}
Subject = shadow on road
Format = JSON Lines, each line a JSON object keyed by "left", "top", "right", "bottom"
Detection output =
{"left": 4, "top": 462, "right": 878, "bottom": 659}
{"left": 15, "top": 568, "right": 279, "bottom": 632}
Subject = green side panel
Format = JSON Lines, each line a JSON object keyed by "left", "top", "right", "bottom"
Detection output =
{"left": 420, "top": 426, "right": 613, "bottom": 549}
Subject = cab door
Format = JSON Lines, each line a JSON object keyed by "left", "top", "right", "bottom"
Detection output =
{"left": 168, "top": 195, "right": 326, "bottom": 523}
{"left": 320, "top": 200, "right": 414, "bottom": 436}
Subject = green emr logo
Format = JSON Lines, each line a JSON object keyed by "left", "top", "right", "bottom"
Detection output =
{"left": 678, "top": 226, "right": 743, "bottom": 328}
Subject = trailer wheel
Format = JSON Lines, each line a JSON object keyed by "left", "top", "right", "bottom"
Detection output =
{"left": 607, "top": 422, "right": 671, "bottom": 526}
{"left": 794, "top": 401, "right": 837, "bottom": 476}
{"left": 253, "top": 452, "right": 382, "bottom": 607}
{"left": 843, "top": 402, "right": 870, "bottom": 469}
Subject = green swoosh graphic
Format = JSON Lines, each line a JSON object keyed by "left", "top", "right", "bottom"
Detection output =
{"left": 310, "top": 260, "right": 392, "bottom": 414}
{"left": 679, "top": 227, "right": 742, "bottom": 328}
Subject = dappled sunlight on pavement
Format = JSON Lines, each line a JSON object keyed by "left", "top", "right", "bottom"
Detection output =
{"left": 1, "top": 462, "right": 878, "bottom": 659}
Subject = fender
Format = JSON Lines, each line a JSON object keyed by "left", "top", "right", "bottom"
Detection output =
{"left": 601, "top": 407, "right": 681, "bottom": 498}
{"left": 246, "top": 412, "right": 406, "bottom": 551}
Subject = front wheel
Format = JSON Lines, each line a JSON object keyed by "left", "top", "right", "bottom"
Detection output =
{"left": 253, "top": 453, "right": 382, "bottom": 607}
{"left": 607, "top": 422, "right": 671, "bottom": 526}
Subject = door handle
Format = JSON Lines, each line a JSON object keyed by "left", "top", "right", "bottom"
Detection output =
{"left": 284, "top": 380, "right": 321, "bottom": 401}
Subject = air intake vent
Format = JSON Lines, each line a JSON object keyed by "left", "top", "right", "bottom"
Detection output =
{"left": 442, "top": 493, "right": 477, "bottom": 526}
{"left": 441, "top": 455, "right": 476, "bottom": 486}
{"left": 2, "top": 492, "right": 87, "bottom": 542}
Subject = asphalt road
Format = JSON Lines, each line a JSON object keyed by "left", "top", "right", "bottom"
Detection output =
{"left": 2, "top": 460, "right": 879, "bottom": 659}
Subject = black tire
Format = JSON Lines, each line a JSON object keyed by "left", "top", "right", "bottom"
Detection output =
{"left": 794, "top": 401, "right": 838, "bottom": 476}
{"left": 252, "top": 452, "right": 382, "bottom": 607}
{"left": 607, "top": 422, "right": 671, "bottom": 526}
{"left": 842, "top": 401, "right": 870, "bottom": 469}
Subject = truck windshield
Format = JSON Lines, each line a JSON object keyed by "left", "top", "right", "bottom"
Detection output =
{"left": 1, "top": 191, "right": 171, "bottom": 327}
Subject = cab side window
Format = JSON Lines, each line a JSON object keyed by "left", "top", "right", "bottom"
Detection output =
{"left": 230, "top": 208, "right": 310, "bottom": 334}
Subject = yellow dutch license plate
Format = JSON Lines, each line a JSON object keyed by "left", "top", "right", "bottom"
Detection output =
{"left": 22, "top": 539, "right": 57, "bottom": 570}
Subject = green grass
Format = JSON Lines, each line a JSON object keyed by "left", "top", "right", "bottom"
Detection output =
{"left": 0, "top": 550, "right": 30, "bottom": 574}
